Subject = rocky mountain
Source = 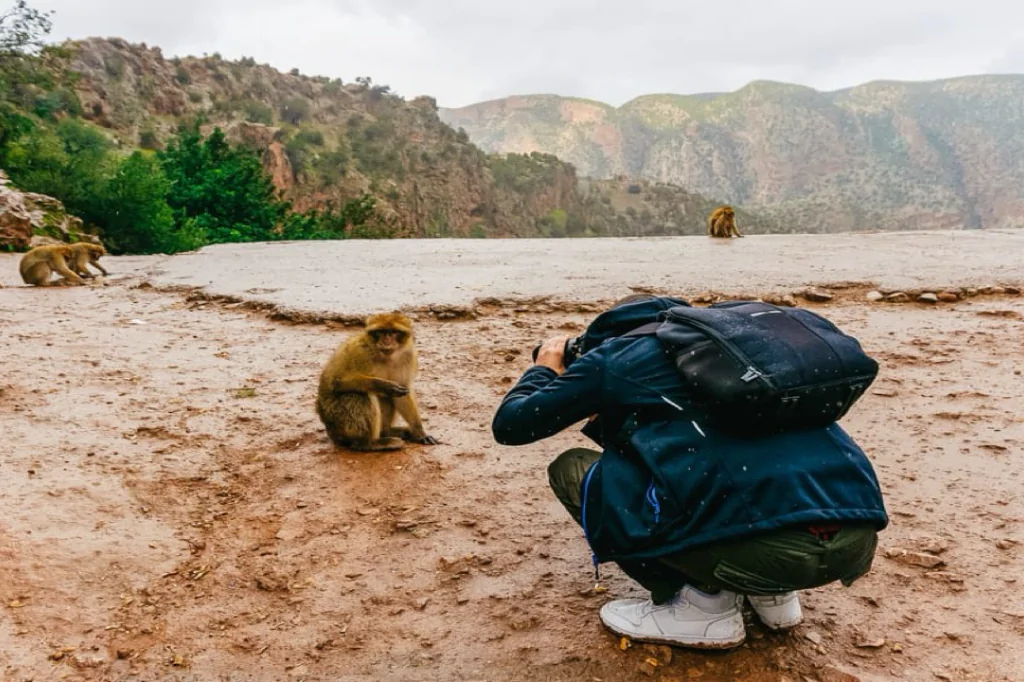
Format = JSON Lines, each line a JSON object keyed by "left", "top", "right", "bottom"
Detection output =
{"left": 440, "top": 76, "right": 1024, "bottom": 233}
{"left": 34, "top": 38, "right": 750, "bottom": 239}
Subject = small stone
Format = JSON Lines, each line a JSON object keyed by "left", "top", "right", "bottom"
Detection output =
{"left": 884, "top": 547, "right": 945, "bottom": 568}
{"left": 800, "top": 287, "right": 834, "bottom": 302}
{"left": 866, "top": 291, "right": 884, "bottom": 302}
{"left": 979, "top": 286, "right": 1006, "bottom": 295}
{"left": 915, "top": 537, "right": 950, "bottom": 555}
{"left": 885, "top": 292, "right": 910, "bottom": 303}
{"left": 1004, "top": 286, "right": 1021, "bottom": 295}
{"left": 924, "top": 571, "right": 964, "bottom": 583}
{"left": 855, "top": 637, "right": 885, "bottom": 649}
{"left": 892, "top": 643, "right": 904, "bottom": 653}
{"left": 996, "top": 539, "right": 1018, "bottom": 550}
{"left": 818, "top": 666, "right": 862, "bottom": 682}
{"left": 641, "top": 644, "right": 673, "bottom": 665}
{"left": 415, "top": 597, "right": 430, "bottom": 610}
{"left": 871, "top": 388, "right": 898, "bottom": 397}
{"left": 918, "top": 293, "right": 939, "bottom": 303}
{"left": 765, "top": 293, "right": 798, "bottom": 307}
{"left": 804, "top": 631, "right": 824, "bottom": 645}
{"left": 638, "top": 660, "right": 658, "bottom": 676}
{"left": 71, "top": 653, "right": 106, "bottom": 669}
{"left": 937, "top": 291, "right": 960, "bottom": 302}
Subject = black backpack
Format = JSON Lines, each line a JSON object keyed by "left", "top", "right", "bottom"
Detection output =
{"left": 627, "top": 301, "right": 879, "bottom": 437}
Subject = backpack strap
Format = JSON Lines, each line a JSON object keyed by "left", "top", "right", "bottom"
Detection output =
{"left": 620, "top": 321, "right": 663, "bottom": 338}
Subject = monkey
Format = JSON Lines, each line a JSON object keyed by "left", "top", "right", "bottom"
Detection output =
{"left": 67, "top": 243, "right": 108, "bottom": 279}
{"left": 315, "top": 311, "right": 438, "bottom": 452}
{"left": 18, "top": 244, "right": 87, "bottom": 287}
{"left": 707, "top": 205, "right": 744, "bottom": 238}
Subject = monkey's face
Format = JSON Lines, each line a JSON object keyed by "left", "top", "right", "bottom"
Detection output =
{"left": 370, "top": 329, "right": 407, "bottom": 355}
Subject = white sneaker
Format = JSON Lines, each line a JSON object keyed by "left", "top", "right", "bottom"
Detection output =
{"left": 599, "top": 586, "right": 746, "bottom": 649}
{"left": 747, "top": 592, "right": 803, "bottom": 630}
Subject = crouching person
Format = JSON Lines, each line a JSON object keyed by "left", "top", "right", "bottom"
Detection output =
{"left": 491, "top": 295, "right": 888, "bottom": 649}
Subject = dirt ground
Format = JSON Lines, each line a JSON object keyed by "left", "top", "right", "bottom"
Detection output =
{"left": 1, "top": 270, "right": 1022, "bottom": 682}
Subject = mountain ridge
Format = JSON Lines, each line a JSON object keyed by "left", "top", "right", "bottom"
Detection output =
{"left": 440, "top": 74, "right": 1024, "bottom": 233}
{"left": 0, "top": 36, "right": 765, "bottom": 244}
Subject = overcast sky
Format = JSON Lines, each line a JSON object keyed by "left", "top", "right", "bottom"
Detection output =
{"left": 34, "top": 0, "right": 1024, "bottom": 108}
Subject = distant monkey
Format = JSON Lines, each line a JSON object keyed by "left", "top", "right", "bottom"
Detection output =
{"left": 68, "top": 243, "right": 108, "bottom": 279}
{"left": 708, "top": 205, "right": 743, "bottom": 238}
{"left": 18, "top": 245, "right": 86, "bottom": 286}
{"left": 315, "top": 312, "right": 438, "bottom": 451}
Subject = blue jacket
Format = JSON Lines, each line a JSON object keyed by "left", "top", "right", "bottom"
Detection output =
{"left": 492, "top": 297, "right": 889, "bottom": 564}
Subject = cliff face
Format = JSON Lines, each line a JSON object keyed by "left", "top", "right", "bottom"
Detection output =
{"left": 58, "top": 39, "right": 592, "bottom": 237}
{"left": 440, "top": 77, "right": 1024, "bottom": 233}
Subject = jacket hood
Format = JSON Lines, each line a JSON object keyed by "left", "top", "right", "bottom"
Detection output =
{"left": 580, "top": 295, "right": 690, "bottom": 353}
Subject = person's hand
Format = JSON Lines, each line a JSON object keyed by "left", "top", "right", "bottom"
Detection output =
{"left": 535, "top": 335, "right": 571, "bottom": 375}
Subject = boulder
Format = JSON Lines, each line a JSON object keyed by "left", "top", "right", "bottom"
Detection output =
{"left": 0, "top": 170, "right": 98, "bottom": 250}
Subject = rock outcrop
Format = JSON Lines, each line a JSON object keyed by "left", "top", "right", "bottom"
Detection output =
{"left": 0, "top": 171, "right": 95, "bottom": 250}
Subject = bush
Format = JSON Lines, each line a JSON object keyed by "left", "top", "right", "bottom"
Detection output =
{"left": 139, "top": 128, "right": 159, "bottom": 150}
{"left": 280, "top": 97, "right": 310, "bottom": 125}
{"left": 241, "top": 99, "right": 272, "bottom": 124}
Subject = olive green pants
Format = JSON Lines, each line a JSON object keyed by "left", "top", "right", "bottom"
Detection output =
{"left": 549, "top": 448, "right": 878, "bottom": 604}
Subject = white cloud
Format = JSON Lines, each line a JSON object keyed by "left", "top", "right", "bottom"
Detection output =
{"left": 35, "top": 0, "right": 1024, "bottom": 107}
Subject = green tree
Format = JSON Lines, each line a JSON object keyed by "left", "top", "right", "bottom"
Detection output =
{"left": 4, "top": 118, "right": 115, "bottom": 225}
{"left": 0, "top": 0, "right": 53, "bottom": 161}
{"left": 159, "top": 124, "right": 289, "bottom": 243}
{"left": 0, "top": 1, "right": 52, "bottom": 55}
{"left": 101, "top": 152, "right": 201, "bottom": 254}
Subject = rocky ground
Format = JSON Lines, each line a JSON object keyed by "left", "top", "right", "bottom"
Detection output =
{"left": 0, "top": 243, "right": 1022, "bottom": 682}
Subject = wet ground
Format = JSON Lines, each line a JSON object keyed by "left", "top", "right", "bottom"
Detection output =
{"left": 124, "top": 230, "right": 1024, "bottom": 317}
{"left": 1, "top": 234, "right": 1022, "bottom": 681}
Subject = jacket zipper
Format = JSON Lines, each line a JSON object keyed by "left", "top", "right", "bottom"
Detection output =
{"left": 580, "top": 461, "right": 600, "bottom": 581}
{"left": 645, "top": 479, "right": 661, "bottom": 525}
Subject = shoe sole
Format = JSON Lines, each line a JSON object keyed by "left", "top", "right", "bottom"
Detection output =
{"left": 600, "top": 620, "right": 746, "bottom": 650}
{"left": 758, "top": 616, "right": 803, "bottom": 631}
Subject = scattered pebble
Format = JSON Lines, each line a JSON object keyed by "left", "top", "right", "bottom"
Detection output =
{"left": 799, "top": 287, "right": 834, "bottom": 302}
{"left": 885, "top": 548, "right": 946, "bottom": 569}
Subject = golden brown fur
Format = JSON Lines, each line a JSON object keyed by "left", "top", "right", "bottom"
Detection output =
{"left": 315, "top": 311, "right": 437, "bottom": 451}
{"left": 19, "top": 244, "right": 86, "bottom": 286}
{"left": 67, "top": 243, "right": 108, "bottom": 279}
{"left": 708, "top": 205, "right": 743, "bottom": 238}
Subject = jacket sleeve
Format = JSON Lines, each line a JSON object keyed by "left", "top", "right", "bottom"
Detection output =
{"left": 491, "top": 353, "right": 604, "bottom": 446}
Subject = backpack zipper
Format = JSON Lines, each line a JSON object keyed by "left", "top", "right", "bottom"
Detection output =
{"left": 664, "top": 311, "right": 773, "bottom": 387}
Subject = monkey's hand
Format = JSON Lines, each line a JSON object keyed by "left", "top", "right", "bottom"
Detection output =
{"left": 374, "top": 379, "right": 409, "bottom": 397}
{"left": 417, "top": 434, "right": 439, "bottom": 445}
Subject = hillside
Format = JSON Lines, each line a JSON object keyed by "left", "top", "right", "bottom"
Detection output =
{"left": 439, "top": 76, "right": 1024, "bottom": 233}
{"left": 0, "top": 37, "right": 757, "bottom": 243}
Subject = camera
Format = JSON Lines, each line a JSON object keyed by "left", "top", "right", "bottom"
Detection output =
{"left": 531, "top": 335, "right": 586, "bottom": 367}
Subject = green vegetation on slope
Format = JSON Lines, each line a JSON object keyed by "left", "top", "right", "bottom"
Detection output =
{"left": 0, "top": 2, "right": 391, "bottom": 252}
{"left": 2, "top": 2, "right": 770, "bottom": 250}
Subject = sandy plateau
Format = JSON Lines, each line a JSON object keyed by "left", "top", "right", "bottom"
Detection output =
{"left": 0, "top": 234, "right": 1022, "bottom": 682}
